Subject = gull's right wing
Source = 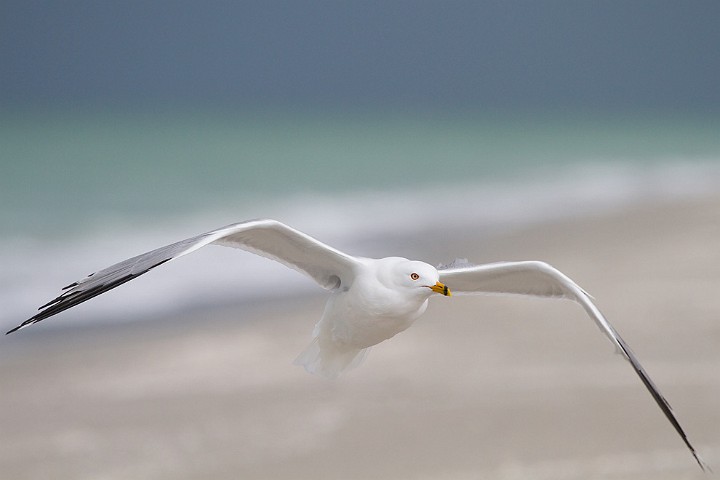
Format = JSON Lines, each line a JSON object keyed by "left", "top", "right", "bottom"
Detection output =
{"left": 8, "top": 219, "right": 361, "bottom": 334}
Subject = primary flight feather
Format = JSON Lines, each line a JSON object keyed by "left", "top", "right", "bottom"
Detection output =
{"left": 7, "top": 219, "right": 708, "bottom": 470}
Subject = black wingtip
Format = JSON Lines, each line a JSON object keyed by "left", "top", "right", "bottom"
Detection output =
{"left": 6, "top": 324, "right": 22, "bottom": 335}
{"left": 693, "top": 451, "right": 712, "bottom": 473}
{"left": 6, "top": 318, "right": 37, "bottom": 335}
{"left": 614, "top": 336, "right": 710, "bottom": 472}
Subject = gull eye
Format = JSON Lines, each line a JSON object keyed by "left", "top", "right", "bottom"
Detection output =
{"left": 410, "top": 272, "right": 420, "bottom": 280}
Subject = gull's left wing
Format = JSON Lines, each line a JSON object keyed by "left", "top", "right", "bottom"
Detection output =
{"left": 439, "top": 260, "right": 708, "bottom": 471}
{"left": 8, "top": 219, "right": 361, "bottom": 334}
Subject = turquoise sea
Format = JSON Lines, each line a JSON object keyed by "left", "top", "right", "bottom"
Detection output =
{"left": 2, "top": 110, "right": 719, "bottom": 330}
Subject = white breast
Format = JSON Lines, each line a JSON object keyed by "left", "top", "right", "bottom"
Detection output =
{"left": 321, "top": 272, "right": 429, "bottom": 349}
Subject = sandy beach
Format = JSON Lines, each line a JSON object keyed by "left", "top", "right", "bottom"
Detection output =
{"left": 1, "top": 195, "right": 718, "bottom": 480}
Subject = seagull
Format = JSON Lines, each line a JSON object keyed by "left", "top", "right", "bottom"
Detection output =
{"left": 6, "top": 219, "right": 708, "bottom": 470}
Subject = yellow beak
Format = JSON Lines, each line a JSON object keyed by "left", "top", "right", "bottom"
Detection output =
{"left": 430, "top": 281, "right": 451, "bottom": 296}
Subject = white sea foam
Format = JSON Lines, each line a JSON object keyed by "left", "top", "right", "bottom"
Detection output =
{"left": 2, "top": 161, "right": 718, "bottom": 331}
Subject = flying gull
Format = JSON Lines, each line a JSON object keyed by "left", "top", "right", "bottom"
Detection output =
{"left": 6, "top": 219, "right": 709, "bottom": 470}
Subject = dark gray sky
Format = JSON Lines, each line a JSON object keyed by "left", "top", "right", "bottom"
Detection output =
{"left": 2, "top": 1, "right": 719, "bottom": 114}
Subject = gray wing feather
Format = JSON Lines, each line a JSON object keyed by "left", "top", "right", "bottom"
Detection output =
{"left": 439, "top": 261, "right": 588, "bottom": 299}
{"left": 439, "top": 261, "right": 708, "bottom": 471}
{"left": 8, "top": 219, "right": 359, "bottom": 334}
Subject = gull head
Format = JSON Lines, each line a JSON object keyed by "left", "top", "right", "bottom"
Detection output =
{"left": 376, "top": 257, "right": 451, "bottom": 298}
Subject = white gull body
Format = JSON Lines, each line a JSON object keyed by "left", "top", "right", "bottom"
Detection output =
{"left": 295, "top": 257, "right": 442, "bottom": 377}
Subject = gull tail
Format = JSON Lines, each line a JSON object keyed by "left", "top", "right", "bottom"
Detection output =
{"left": 293, "top": 337, "right": 369, "bottom": 380}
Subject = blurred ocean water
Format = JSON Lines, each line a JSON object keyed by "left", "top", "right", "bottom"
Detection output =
{"left": 2, "top": 110, "right": 719, "bottom": 329}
